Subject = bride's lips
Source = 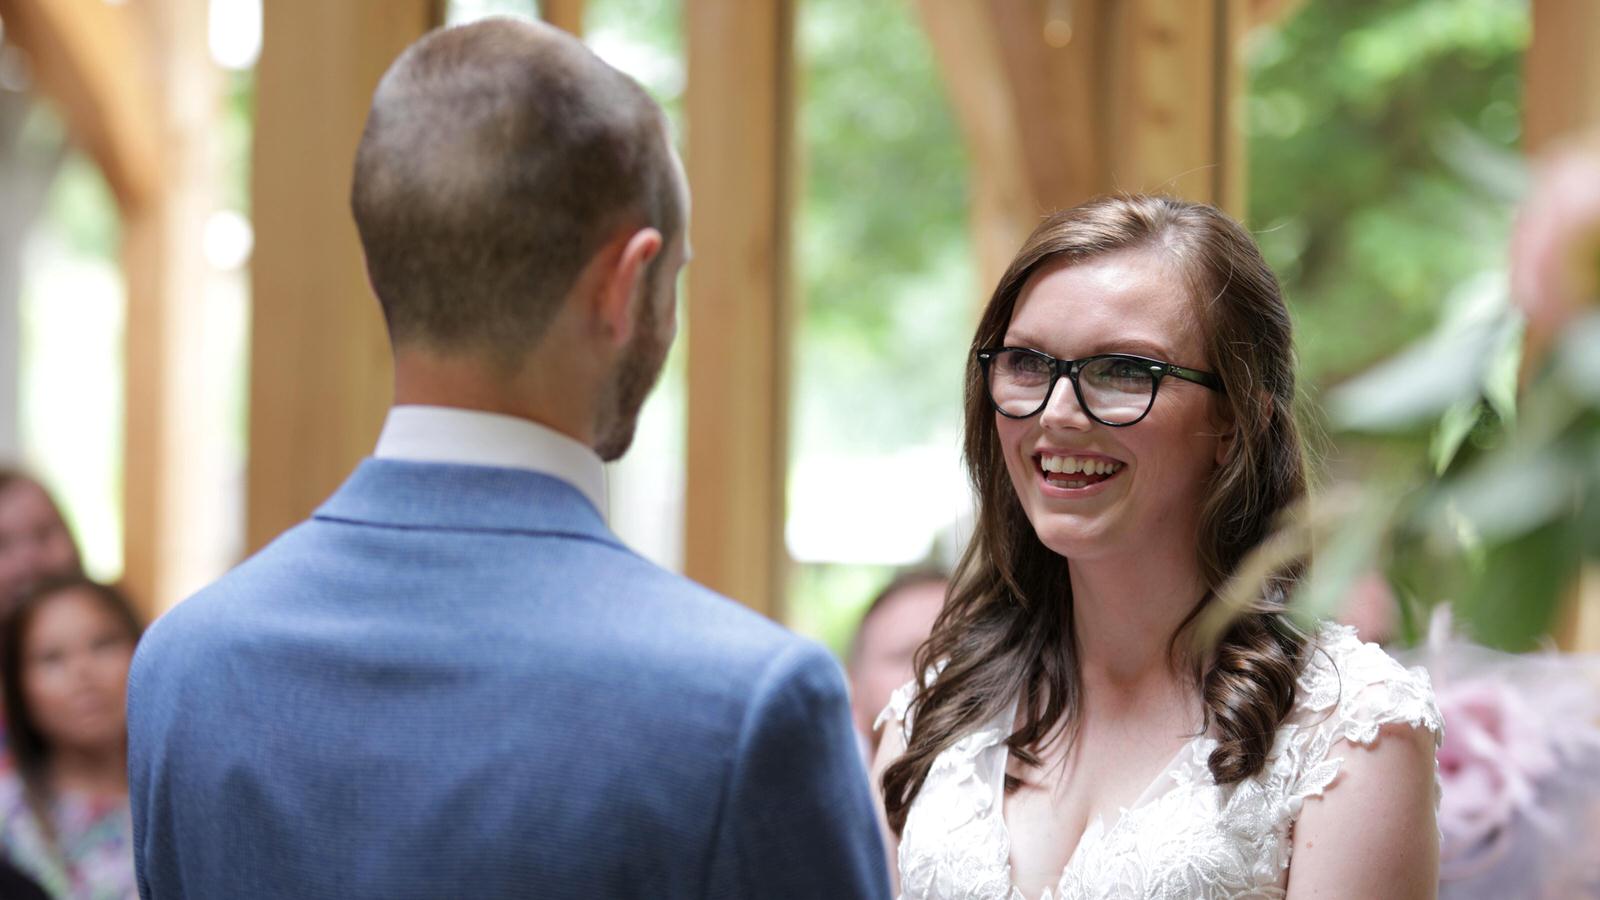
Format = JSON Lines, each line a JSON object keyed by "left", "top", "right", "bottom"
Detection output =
{"left": 1032, "top": 451, "right": 1126, "bottom": 499}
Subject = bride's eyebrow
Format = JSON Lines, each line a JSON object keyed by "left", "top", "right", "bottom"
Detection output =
{"left": 1000, "top": 334, "right": 1177, "bottom": 359}
{"left": 1102, "top": 339, "right": 1177, "bottom": 358}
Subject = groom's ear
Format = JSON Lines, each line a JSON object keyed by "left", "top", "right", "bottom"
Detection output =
{"left": 591, "top": 225, "right": 664, "bottom": 348}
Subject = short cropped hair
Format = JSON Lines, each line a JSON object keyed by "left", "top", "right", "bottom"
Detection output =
{"left": 351, "top": 18, "right": 681, "bottom": 364}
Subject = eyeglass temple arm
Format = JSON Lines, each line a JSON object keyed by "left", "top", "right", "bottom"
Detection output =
{"left": 1168, "top": 363, "right": 1223, "bottom": 391}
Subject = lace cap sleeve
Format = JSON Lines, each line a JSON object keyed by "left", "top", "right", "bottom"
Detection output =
{"left": 873, "top": 662, "right": 945, "bottom": 735}
{"left": 1300, "top": 623, "right": 1444, "bottom": 748}
{"left": 1276, "top": 623, "right": 1445, "bottom": 823}
{"left": 874, "top": 678, "right": 918, "bottom": 734}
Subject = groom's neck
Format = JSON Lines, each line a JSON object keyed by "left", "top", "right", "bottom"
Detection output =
{"left": 391, "top": 346, "right": 597, "bottom": 447}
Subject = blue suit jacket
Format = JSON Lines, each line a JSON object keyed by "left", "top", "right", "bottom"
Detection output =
{"left": 128, "top": 459, "right": 889, "bottom": 899}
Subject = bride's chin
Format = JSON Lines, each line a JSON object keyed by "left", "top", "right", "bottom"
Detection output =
{"left": 1028, "top": 519, "right": 1113, "bottom": 561}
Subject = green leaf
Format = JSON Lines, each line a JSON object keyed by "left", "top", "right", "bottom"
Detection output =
{"left": 1432, "top": 121, "right": 1528, "bottom": 204}
{"left": 1429, "top": 400, "right": 1481, "bottom": 475}
{"left": 1422, "top": 445, "right": 1584, "bottom": 544}
{"left": 1451, "top": 523, "right": 1580, "bottom": 652}
{"left": 1326, "top": 327, "right": 1493, "bottom": 432}
{"left": 1481, "top": 313, "right": 1523, "bottom": 424}
{"left": 1292, "top": 494, "right": 1397, "bottom": 624}
{"left": 1327, "top": 273, "right": 1512, "bottom": 432}
{"left": 1556, "top": 312, "right": 1600, "bottom": 406}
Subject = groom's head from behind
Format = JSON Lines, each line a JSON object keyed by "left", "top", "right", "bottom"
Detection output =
{"left": 351, "top": 18, "right": 688, "bottom": 460}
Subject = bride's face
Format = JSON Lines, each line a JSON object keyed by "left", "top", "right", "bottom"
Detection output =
{"left": 993, "top": 248, "right": 1227, "bottom": 562}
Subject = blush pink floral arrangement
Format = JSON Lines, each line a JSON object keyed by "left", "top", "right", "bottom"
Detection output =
{"left": 1409, "top": 610, "right": 1600, "bottom": 897}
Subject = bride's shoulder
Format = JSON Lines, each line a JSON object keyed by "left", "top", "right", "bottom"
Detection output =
{"left": 1292, "top": 622, "right": 1443, "bottom": 747}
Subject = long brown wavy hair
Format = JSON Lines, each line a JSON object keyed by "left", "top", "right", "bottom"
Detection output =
{"left": 882, "top": 195, "right": 1310, "bottom": 834}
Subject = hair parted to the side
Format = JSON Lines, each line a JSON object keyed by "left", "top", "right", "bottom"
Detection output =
{"left": 351, "top": 17, "right": 681, "bottom": 367}
{"left": 881, "top": 194, "right": 1311, "bottom": 834}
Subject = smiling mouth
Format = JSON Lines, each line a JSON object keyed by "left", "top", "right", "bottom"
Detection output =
{"left": 1035, "top": 452, "right": 1125, "bottom": 490}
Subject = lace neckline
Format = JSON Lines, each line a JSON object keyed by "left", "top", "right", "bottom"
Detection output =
{"left": 992, "top": 701, "right": 1209, "bottom": 900}
{"left": 887, "top": 623, "right": 1445, "bottom": 900}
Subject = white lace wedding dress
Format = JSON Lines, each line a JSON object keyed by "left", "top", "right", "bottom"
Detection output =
{"left": 876, "top": 624, "right": 1443, "bottom": 900}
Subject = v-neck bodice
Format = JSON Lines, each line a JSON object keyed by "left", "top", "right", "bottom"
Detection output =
{"left": 995, "top": 719, "right": 1204, "bottom": 900}
{"left": 876, "top": 624, "right": 1443, "bottom": 900}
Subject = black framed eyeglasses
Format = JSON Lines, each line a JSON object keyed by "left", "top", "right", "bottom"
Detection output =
{"left": 975, "top": 347, "right": 1224, "bottom": 426}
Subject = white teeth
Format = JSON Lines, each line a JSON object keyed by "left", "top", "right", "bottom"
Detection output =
{"left": 1040, "top": 454, "right": 1122, "bottom": 478}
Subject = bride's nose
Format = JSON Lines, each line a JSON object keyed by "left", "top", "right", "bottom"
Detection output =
{"left": 1038, "top": 377, "right": 1094, "bottom": 432}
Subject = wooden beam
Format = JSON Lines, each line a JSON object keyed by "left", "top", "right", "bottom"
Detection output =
{"left": 918, "top": 0, "right": 1246, "bottom": 291}
{"left": 246, "top": 1, "right": 441, "bottom": 554}
{"left": 118, "top": 0, "right": 222, "bottom": 615}
{"left": 916, "top": 0, "right": 1106, "bottom": 296}
{"left": 0, "top": 0, "right": 161, "bottom": 214}
{"left": 683, "top": 0, "right": 794, "bottom": 617}
{"left": 1525, "top": 0, "right": 1600, "bottom": 153}
{"left": 539, "top": 0, "right": 585, "bottom": 35}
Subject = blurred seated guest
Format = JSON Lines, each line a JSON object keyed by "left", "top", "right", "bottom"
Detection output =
{"left": 0, "top": 470, "right": 82, "bottom": 615}
{"left": 848, "top": 569, "right": 947, "bottom": 753}
{"left": 0, "top": 578, "right": 141, "bottom": 900}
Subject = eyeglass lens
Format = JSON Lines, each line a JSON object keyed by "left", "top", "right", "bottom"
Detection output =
{"left": 987, "top": 350, "right": 1156, "bottom": 423}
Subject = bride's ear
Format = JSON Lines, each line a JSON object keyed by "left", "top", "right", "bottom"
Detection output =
{"left": 1214, "top": 392, "right": 1272, "bottom": 467}
{"left": 1208, "top": 394, "right": 1238, "bottom": 467}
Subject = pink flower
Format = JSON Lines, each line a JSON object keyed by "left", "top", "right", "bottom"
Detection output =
{"left": 1435, "top": 678, "right": 1558, "bottom": 856}
{"left": 1510, "top": 130, "right": 1600, "bottom": 367}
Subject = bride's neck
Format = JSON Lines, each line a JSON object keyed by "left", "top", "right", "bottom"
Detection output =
{"left": 1067, "top": 547, "right": 1208, "bottom": 690}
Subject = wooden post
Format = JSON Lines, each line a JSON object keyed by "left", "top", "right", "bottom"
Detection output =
{"left": 539, "top": 0, "right": 585, "bottom": 35}
{"left": 1105, "top": 0, "right": 1240, "bottom": 207}
{"left": 917, "top": 0, "right": 1247, "bottom": 292}
{"left": 1525, "top": 0, "right": 1600, "bottom": 153}
{"left": 246, "top": 1, "right": 441, "bottom": 554}
{"left": 1526, "top": 1, "right": 1600, "bottom": 651}
{"left": 682, "top": 0, "right": 795, "bottom": 617}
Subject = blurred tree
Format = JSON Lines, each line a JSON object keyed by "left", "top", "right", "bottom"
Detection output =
{"left": 795, "top": 0, "right": 972, "bottom": 456}
{"left": 788, "top": 0, "right": 975, "bottom": 654}
{"left": 1248, "top": 0, "right": 1529, "bottom": 389}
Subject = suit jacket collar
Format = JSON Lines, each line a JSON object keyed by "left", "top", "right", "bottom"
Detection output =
{"left": 314, "top": 458, "right": 619, "bottom": 547}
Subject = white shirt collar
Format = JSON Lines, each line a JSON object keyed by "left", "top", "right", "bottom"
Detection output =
{"left": 373, "top": 405, "right": 608, "bottom": 518}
